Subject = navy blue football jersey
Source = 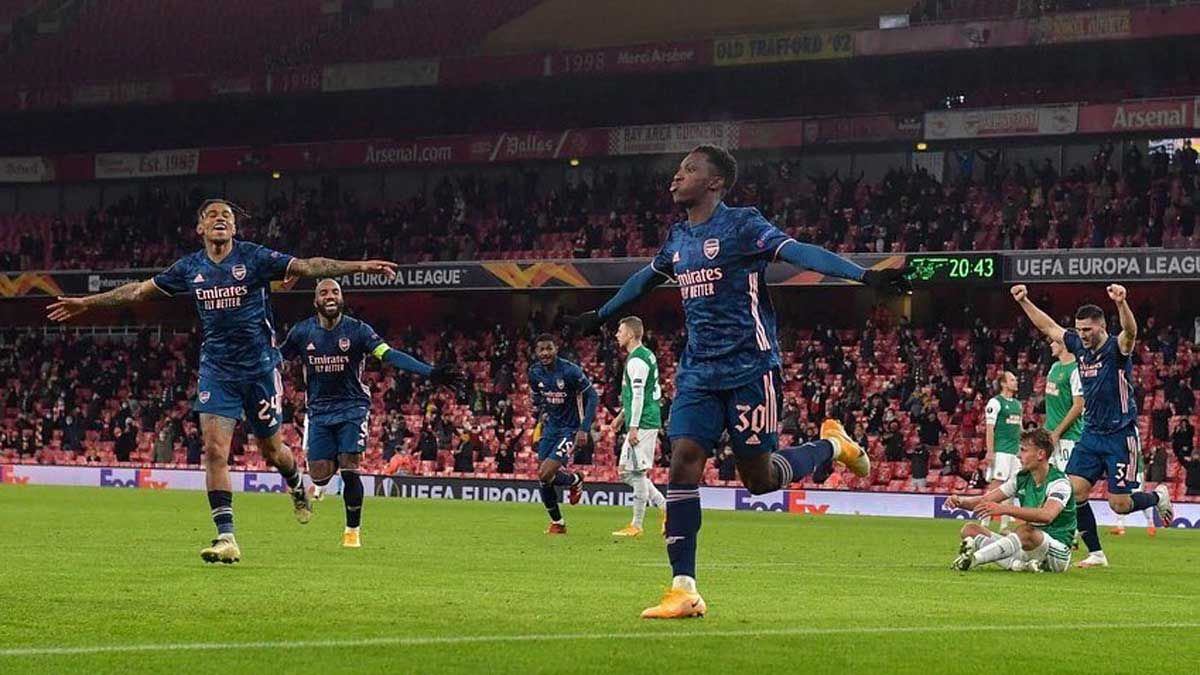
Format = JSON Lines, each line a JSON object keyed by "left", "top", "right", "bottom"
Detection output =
{"left": 280, "top": 316, "right": 385, "bottom": 423}
{"left": 152, "top": 240, "right": 293, "bottom": 381}
{"left": 528, "top": 357, "right": 594, "bottom": 433}
{"left": 1062, "top": 330, "right": 1138, "bottom": 435}
{"left": 651, "top": 202, "right": 792, "bottom": 391}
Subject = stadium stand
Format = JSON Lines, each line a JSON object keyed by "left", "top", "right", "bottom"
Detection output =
{"left": 3, "top": 144, "right": 1197, "bottom": 271}
{"left": 3, "top": 317, "right": 1196, "bottom": 501}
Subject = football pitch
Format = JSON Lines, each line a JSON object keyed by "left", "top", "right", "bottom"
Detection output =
{"left": 1, "top": 486, "right": 1197, "bottom": 674}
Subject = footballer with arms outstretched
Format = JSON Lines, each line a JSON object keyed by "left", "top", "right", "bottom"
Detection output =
{"left": 570, "top": 146, "right": 910, "bottom": 618}
{"left": 280, "top": 279, "right": 463, "bottom": 548}
{"left": 48, "top": 199, "right": 400, "bottom": 564}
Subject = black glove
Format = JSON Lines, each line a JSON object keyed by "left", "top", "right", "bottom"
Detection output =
{"left": 428, "top": 363, "right": 465, "bottom": 388}
{"left": 861, "top": 266, "right": 913, "bottom": 296}
{"left": 563, "top": 310, "right": 604, "bottom": 335}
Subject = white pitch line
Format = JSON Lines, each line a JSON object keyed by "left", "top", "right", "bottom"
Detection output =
{"left": 3, "top": 622, "right": 1200, "bottom": 658}
{"left": 630, "top": 563, "right": 1200, "bottom": 601}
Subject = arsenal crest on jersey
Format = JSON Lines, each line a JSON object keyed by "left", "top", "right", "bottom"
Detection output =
{"left": 231, "top": 264, "right": 247, "bottom": 281}
{"left": 703, "top": 238, "right": 720, "bottom": 260}
{"left": 198, "top": 391, "right": 210, "bottom": 404}
{"left": 556, "top": 378, "right": 565, "bottom": 389}
{"left": 338, "top": 337, "right": 351, "bottom": 352}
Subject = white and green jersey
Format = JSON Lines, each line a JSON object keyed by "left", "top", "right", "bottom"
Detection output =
{"left": 1043, "top": 361, "right": 1084, "bottom": 442}
{"left": 985, "top": 395, "right": 1023, "bottom": 455}
{"left": 621, "top": 344, "right": 662, "bottom": 431}
{"left": 1000, "top": 465, "right": 1077, "bottom": 547}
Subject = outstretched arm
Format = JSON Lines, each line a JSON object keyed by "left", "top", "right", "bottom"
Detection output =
{"left": 47, "top": 279, "right": 163, "bottom": 322}
{"left": 1010, "top": 285, "right": 1065, "bottom": 343}
{"left": 597, "top": 265, "right": 669, "bottom": 322}
{"left": 288, "top": 257, "right": 399, "bottom": 279}
{"left": 372, "top": 343, "right": 433, "bottom": 377}
{"left": 1108, "top": 284, "right": 1137, "bottom": 355}
{"left": 776, "top": 240, "right": 866, "bottom": 281}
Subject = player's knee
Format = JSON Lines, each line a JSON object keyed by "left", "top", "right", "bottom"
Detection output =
{"left": 1015, "top": 525, "right": 1040, "bottom": 549}
{"left": 337, "top": 453, "right": 361, "bottom": 472}
{"left": 310, "top": 461, "right": 335, "bottom": 485}
{"left": 742, "top": 473, "right": 776, "bottom": 495}
{"left": 538, "top": 469, "right": 555, "bottom": 485}
{"left": 201, "top": 443, "right": 228, "bottom": 469}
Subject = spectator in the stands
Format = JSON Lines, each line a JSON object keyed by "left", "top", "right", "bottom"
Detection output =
{"left": 939, "top": 445, "right": 961, "bottom": 477}
{"left": 453, "top": 431, "right": 477, "bottom": 473}
{"left": 184, "top": 426, "right": 202, "bottom": 465}
{"left": 882, "top": 421, "right": 905, "bottom": 462}
{"left": 1147, "top": 444, "right": 1168, "bottom": 484}
{"left": 1183, "top": 449, "right": 1200, "bottom": 497}
{"left": 114, "top": 421, "right": 137, "bottom": 462}
{"left": 908, "top": 444, "right": 930, "bottom": 489}
{"left": 495, "top": 431, "right": 518, "bottom": 474}
{"left": 416, "top": 423, "right": 438, "bottom": 462}
{"left": 1173, "top": 417, "right": 1195, "bottom": 463}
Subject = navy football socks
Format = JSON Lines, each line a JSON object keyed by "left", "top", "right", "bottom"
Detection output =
{"left": 207, "top": 490, "right": 234, "bottom": 536}
{"left": 665, "top": 483, "right": 701, "bottom": 579}
{"left": 770, "top": 440, "right": 835, "bottom": 488}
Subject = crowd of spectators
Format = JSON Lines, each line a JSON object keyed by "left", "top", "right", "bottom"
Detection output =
{"left": 3, "top": 141, "right": 1199, "bottom": 273}
{"left": 3, "top": 303, "right": 1198, "bottom": 498}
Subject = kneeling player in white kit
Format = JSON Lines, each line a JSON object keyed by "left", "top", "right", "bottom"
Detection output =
{"left": 949, "top": 429, "right": 1077, "bottom": 573}
{"left": 609, "top": 316, "right": 666, "bottom": 537}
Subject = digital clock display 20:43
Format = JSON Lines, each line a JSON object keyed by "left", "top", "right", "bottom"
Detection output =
{"left": 904, "top": 253, "right": 1000, "bottom": 286}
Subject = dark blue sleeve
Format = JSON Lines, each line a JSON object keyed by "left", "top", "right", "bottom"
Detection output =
{"left": 598, "top": 265, "right": 667, "bottom": 321}
{"left": 250, "top": 243, "right": 295, "bottom": 283}
{"left": 528, "top": 367, "right": 544, "bottom": 414}
{"left": 573, "top": 366, "right": 598, "bottom": 430}
{"left": 359, "top": 320, "right": 386, "bottom": 354}
{"left": 742, "top": 209, "right": 793, "bottom": 260}
{"left": 381, "top": 348, "right": 433, "bottom": 377}
{"left": 279, "top": 323, "right": 303, "bottom": 361}
{"left": 151, "top": 257, "right": 191, "bottom": 296}
{"left": 776, "top": 240, "right": 866, "bottom": 282}
{"left": 650, "top": 228, "right": 678, "bottom": 280}
{"left": 1062, "top": 330, "right": 1083, "bottom": 355}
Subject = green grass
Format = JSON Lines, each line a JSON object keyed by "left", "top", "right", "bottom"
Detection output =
{"left": 0, "top": 485, "right": 1197, "bottom": 674}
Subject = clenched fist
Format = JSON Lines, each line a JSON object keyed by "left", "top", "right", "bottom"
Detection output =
{"left": 1010, "top": 285, "right": 1028, "bottom": 303}
{"left": 1107, "top": 284, "right": 1127, "bottom": 303}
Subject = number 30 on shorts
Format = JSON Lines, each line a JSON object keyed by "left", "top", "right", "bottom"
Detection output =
{"left": 734, "top": 404, "right": 767, "bottom": 434}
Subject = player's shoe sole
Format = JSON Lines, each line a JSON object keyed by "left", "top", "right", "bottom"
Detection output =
{"left": 820, "top": 419, "right": 870, "bottom": 477}
{"left": 568, "top": 472, "right": 584, "bottom": 506}
{"left": 200, "top": 538, "right": 241, "bottom": 564}
{"left": 1108, "top": 528, "right": 1126, "bottom": 536}
{"left": 612, "top": 525, "right": 644, "bottom": 537}
{"left": 292, "top": 487, "right": 314, "bottom": 525}
{"left": 342, "top": 530, "right": 361, "bottom": 548}
{"left": 1154, "top": 484, "right": 1174, "bottom": 527}
{"left": 545, "top": 523, "right": 567, "bottom": 535}
{"left": 641, "top": 589, "right": 706, "bottom": 619}
{"left": 1147, "top": 527, "right": 1157, "bottom": 538}
{"left": 952, "top": 537, "right": 976, "bottom": 571}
